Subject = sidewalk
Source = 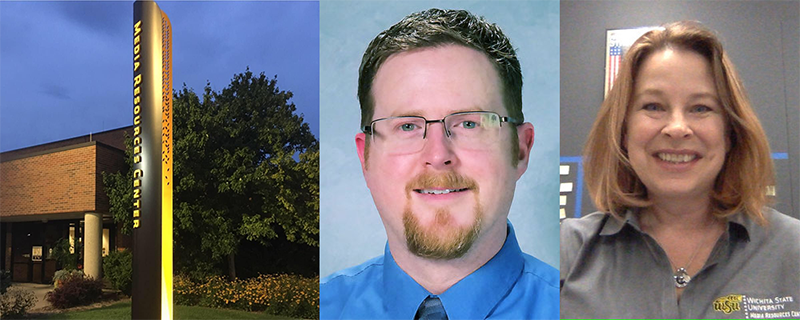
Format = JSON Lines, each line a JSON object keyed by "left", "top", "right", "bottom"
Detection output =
{"left": 7, "top": 282, "right": 53, "bottom": 311}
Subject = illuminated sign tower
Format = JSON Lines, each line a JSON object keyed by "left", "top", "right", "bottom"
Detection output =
{"left": 132, "top": 1, "right": 173, "bottom": 319}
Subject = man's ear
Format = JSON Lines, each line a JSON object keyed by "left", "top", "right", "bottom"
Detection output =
{"left": 515, "top": 122, "right": 534, "bottom": 179}
{"left": 356, "top": 132, "right": 368, "bottom": 174}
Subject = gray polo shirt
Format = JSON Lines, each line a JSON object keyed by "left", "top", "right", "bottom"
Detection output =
{"left": 560, "top": 207, "right": 800, "bottom": 319}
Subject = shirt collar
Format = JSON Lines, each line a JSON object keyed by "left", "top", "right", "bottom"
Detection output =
{"left": 598, "top": 208, "right": 752, "bottom": 242}
{"left": 382, "top": 220, "right": 525, "bottom": 319}
{"left": 598, "top": 209, "right": 641, "bottom": 236}
{"left": 382, "top": 244, "right": 431, "bottom": 319}
{"left": 724, "top": 211, "right": 752, "bottom": 242}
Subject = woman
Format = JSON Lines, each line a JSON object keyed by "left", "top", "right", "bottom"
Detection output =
{"left": 560, "top": 21, "right": 800, "bottom": 319}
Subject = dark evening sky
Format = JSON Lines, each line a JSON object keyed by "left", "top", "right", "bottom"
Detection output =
{"left": 0, "top": 1, "right": 320, "bottom": 152}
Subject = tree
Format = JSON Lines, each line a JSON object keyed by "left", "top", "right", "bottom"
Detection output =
{"left": 103, "top": 138, "right": 134, "bottom": 235}
{"left": 104, "top": 69, "right": 319, "bottom": 279}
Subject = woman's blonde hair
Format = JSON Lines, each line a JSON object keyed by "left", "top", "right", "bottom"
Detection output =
{"left": 583, "top": 21, "right": 775, "bottom": 224}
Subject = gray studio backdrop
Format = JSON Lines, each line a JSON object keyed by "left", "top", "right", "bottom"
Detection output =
{"left": 320, "top": 0, "right": 560, "bottom": 278}
{"left": 560, "top": 0, "right": 799, "bottom": 219}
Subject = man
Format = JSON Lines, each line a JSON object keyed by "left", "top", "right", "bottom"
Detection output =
{"left": 321, "top": 8, "right": 559, "bottom": 319}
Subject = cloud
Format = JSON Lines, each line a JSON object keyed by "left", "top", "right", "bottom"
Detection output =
{"left": 39, "top": 82, "right": 71, "bottom": 100}
{"left": 51, "top": 2, "right": 129, "bottom": 38}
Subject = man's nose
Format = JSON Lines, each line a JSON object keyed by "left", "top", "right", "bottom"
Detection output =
{"left": 420, "top": 122, "right": 457, "bottom": 169}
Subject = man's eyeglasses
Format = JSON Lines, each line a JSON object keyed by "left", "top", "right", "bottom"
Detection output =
{"left": 362, "top": 111, "right": 521, "bottom": 155}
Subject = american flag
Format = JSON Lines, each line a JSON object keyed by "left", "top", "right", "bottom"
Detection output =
{"left": 607, "top": 43, "right": 622, "bottom": 92}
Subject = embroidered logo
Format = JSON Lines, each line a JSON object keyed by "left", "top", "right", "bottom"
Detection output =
{"left": 714, "top": 294, "right": 743, "bottom": 314}
{"left": 713, "top": 294, "right": 800, "bottom": 318}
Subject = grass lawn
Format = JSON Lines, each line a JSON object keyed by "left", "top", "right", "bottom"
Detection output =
{"left": 36, "top": 301, "right": 297, "bottom": 319}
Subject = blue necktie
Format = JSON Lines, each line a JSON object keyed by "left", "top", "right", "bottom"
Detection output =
{"left": 414, "top": 295, "right": 449, "bottom": 320}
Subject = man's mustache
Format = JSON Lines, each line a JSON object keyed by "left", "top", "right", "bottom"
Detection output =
{"left": 405, "top": 171, "right": 479, "bottom": 197}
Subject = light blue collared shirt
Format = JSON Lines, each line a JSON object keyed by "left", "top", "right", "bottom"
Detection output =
{"left": 321, "top": 222, "right": 559, "bottom": 319}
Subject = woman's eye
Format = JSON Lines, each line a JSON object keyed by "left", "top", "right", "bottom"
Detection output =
{"left": 642, "top": 103, "right": 661, "bottom": 111}
{"left": 692, "top": 105, "right": 712, "bottom": 113}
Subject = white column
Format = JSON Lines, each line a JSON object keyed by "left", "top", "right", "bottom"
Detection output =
{"left": 83, "top": 212, "right": 103, "bottom": 279}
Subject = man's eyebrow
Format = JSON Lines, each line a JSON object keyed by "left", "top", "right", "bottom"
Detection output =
{"left": 391, "top": 109, "right": 426, "bottom": 117}
{"left": 388, "top": 107, "right": 491, "bottom": 118}
{"left": 451, "top": 106, "right": 489, "bottom": 113}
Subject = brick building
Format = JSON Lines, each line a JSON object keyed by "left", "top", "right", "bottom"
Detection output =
{"left": 0, "top": 126, "right": 132, "bottom": 283}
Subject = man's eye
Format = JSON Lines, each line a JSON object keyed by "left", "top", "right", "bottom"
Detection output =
{"left": 399, "top": 123, "right": 418, "bottom": 132}
{"left": 461, "top": 121, "right": 478, "bottom": 129}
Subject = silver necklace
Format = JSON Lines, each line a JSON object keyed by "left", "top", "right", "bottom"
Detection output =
{"left": 648, "top": 218, "right": 718, "bottom": 288}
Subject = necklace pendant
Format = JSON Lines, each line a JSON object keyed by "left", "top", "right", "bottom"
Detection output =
{"left": 674, "top": 267, "right": 691, "bottom": 288}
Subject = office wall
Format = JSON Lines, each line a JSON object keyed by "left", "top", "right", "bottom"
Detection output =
{"left": 560, "top": 0, "right": 799, "bottom": 219}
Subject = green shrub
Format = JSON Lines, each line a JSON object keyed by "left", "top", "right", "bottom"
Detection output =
{"left": 46, "top": 273, "right": 103, "bottom": 309}
{"left": 103, "top": 249, "right": 132, "bottom": 295}
{"left": 174, "top": 273, "right": 319, "bottom": 319}
{"left": 0, "top": 270, "right": 11, "bottom": 294}
{"left": 53, "top": 269, "right": 84, "bottom": 288}
{"left": 52, "top": 238, "right": 82, "bottom": 271}
{"left": 0, "top": 288, "right": 37, "bottom": 318}
{"left": 174, "top": 275, "right": 202, "bottom": 306}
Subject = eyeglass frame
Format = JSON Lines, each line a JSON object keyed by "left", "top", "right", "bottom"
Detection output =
{"left": 361, "top": 110, "right": 522, "bottom": 141}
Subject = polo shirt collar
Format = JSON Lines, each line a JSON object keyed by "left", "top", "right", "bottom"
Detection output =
{"left": 382, "top": 220, "right": 525, "bottom": 319}
{"left": 599, "top": 209, "right": 641, "bottom": 236}
{"left": 725, "top": 211, "right": 752, "bottom": 243}
{"left": 598, "top": 208, "right": 752, "bottom": 243}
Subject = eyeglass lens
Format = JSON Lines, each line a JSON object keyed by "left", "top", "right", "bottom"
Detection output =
{"left": 370, "top": 112, "right": 505, "bottom": 154}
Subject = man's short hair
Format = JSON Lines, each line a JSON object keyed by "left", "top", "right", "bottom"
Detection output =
{"left": 358, "top": 8, "right": 523, "bottom": 130}
{"left": 583, "top": 21, "right": 775, "bottom": 225}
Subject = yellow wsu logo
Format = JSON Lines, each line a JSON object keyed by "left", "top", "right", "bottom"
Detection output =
{"left": 713, "top": 294, "right": 743, "bottom": 314}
